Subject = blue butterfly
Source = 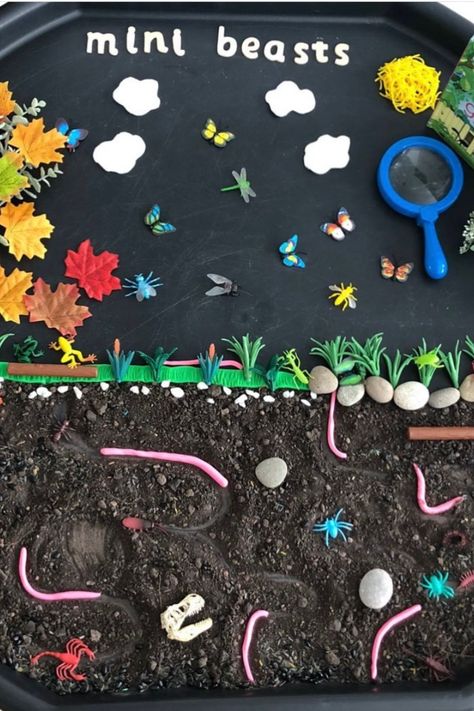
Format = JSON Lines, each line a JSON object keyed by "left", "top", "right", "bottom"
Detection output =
{"left": 279, "top": 234, "right": 305, "bottom": 268}
{"left": 144, "top": 204, "right": 176, "bottom": 235}
{"left": 55, "top": 118, "right": 88, "bottom": 152}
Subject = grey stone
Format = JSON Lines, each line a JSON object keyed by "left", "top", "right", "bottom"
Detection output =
{"left": 365, "top": 376, "right": 394, "bottom": 404}
{"left": 393, "top": 381, "right": 429, "bottom": 411}
{"left": 429, "top": 387, "right": 460, "bottom": 409}
{"left": 337, "top": 383, "right": 365, "bottom": 407}
{"left": 90, "top": 629, "right": 102, "bottom": 642}
{"left": 309, "top": 365, "right": 338, "bottom": 395}
{"left": 460, "top": 374, "right": 474, "bottom": 402}
{"left": 359, "top": 568, "right": 393, "bottom": 609}
{"left": 255, "top": 457, "right": 288, "bottom": 489}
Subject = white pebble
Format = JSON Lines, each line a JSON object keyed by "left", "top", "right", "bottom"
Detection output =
{"left": 0, "top": 377, "right": 4, "bottom": 383}
{"left": 263, "top": 395, "right": 275, "bottom": 403}
{"left": 359, "top": 569, "right": 393, "bottom": 609}
{"left": 235, "top": 394, "right": 247, "bottom": 408}
{"left": 36, "top": 386, "right": 52, "bottom": 398}
{"left": 161, "top": 380, "right": 170, "bottom": 388}
{"left": 245, "top": 389, "right": 260, "bottom": 399}
{"left": 28, "top": 391, "right": 37, "bottom": 400}
{"left": 100, "top": 382, "right": 109, "bottom": 391}
{"left": 206, "top": 397, "right": 215, "bottom": 404}
{"left": 130, "top": 385, "right": 140, "bottom": 394}
{"left": 310, "top": 391, "right": 317, "bottom": 400}
{"left": 283, "top": 390, "right": 295, "bottom": 399}
{"left": 73, "top": 386, "right": 83, "bottom": 400}
{"left": 197, "top": 381, "right": 209, "bottom": 390}
{"left": 57, "top": 385, "right": 69, "bottom": 394}
{"left": 141, "top": 386, "right": 150, "bottom": 395}
{"left": 223, "top": 386, "right": 232, "bottom": 395}
{"left": 301, "top": 399, "right": 311, "bottom": 407}
{"left": 170, "top": 386, "right": 185, "bottom": 399}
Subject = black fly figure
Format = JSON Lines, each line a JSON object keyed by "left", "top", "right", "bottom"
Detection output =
{"left": 205, "top": 273, "right": 239, "bottom": 297}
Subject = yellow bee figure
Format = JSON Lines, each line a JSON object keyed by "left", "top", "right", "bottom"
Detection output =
{"left": 328, "top": 282, "right": 358, "bottom": 311}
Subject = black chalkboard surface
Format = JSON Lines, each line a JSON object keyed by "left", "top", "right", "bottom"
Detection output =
{"left": 0, "top": 2, "right": 473, "bottom": 365}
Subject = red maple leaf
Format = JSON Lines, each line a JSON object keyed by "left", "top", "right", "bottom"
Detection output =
{"left": 64, "top": 239, "right": 121, "bottom": 301}
{"left": 24, "top": 278, "right": 92, "bottom": 336}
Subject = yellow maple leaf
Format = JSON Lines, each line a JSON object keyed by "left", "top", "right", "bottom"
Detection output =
{"left": 9, "top": 118, "right": 67, "bottom": 168}
{"left": 0, "top": 202, "right": 54, "bottom": 260}
{"left": 0, "top": 265, "right": 33, "bottom": 323}
{"left": 0, "top": 82, "right": 15, "bottom": 120}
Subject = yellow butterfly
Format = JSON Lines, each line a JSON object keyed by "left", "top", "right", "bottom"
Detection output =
{"left": 201, "top": 118, "right": 235, "bottom": 148}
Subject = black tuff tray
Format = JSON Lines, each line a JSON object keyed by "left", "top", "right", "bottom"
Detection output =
{"left": 0, "top": 2, "right": 473, "bottom": 710}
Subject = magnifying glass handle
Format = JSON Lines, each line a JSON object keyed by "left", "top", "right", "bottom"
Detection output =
{"left": 417, "top": 216, "right": 448, "bottom": 280}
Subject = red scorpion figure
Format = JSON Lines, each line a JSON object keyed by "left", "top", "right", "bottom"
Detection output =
{"left": 31, "top": 638, "right": 95, "bottom": 682}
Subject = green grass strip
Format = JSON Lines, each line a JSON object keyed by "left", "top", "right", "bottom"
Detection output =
{"left": 0, "top": 362, "right": 308, "bottom": 390}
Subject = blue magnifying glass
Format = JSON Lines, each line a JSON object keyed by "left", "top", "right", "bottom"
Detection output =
{"left": 377, "top": 136, "right": 464, "bottom": 280}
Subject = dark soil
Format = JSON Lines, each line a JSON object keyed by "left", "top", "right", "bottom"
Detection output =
{"left": 0, "top": 382, "right": 473, "bottom": 697}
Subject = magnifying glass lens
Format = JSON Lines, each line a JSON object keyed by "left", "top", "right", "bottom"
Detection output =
{"left": 389, "top": 147, "right": 453, "bottom": 205}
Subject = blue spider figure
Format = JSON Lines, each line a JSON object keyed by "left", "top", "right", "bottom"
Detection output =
{"left": 313, "top": 508, "right": 353, "bottom": 548}
{"left": 123, "top": 272, "right": 163, "bottom": 302}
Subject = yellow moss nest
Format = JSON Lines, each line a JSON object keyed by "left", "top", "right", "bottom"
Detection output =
{"left": 375, "top": 54, "right": 441, "bottom": 114}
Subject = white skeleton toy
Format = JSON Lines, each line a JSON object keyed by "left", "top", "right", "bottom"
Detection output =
{"left": 160, "top": 593, "right": 213, "bottom": 642}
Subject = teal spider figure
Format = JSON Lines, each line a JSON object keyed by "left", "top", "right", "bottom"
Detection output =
{"left": 123, "top": 272, "right": 163, "bottom": 302}
{"left": 313, "top": 508, "right": 353, "bottom": 548}
{"left": 421, "top": 571, "right": 455, "bottom": 600}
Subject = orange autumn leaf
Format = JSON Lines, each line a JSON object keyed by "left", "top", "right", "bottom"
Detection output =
{"left": 0, "top": 265, "right": 33, "bottom": 323}
{"left": 10, "top": 118, "right": 67, "bottom": 168}
{"left": 24, "top": 278, "right": 92, "bottom": 336}
{"left": 0, "top": 82, "right": 15, "bottom": 120}
{"left": 0, "top": 202, "right": 53, "bottom": 260}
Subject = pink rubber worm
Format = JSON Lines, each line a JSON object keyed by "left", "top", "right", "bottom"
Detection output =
{"left": 326, "top": 390, "right": 347, "bottom": 460}
{"left": 413, "top": 463, "right": 464, "bottom": 515}
{"left": 370, "top": 604, "right": 422, "bottom": 681}
{"left": 18, "top": 547, "right": 101, "bottom": 602}
{"left": 242, "top": 609, "right": 269, "bottom": 683}
{"left": 100, "top": 448, "right": 228, "bottom": 488}
{"left": 165, "top": 358, "right": 242, "bottom": 370}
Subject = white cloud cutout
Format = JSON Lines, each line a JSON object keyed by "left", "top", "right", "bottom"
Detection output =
{"left": 265, "top": 80, "right": 316, "bottom": 117}
{"left": 93, "top": 132, "right": 146, "bottom": 174}
{"left": 113, "top": 77, "right": 161, "bottom": 116}
{"left": 303, "top": 134, "right": 351, "bottom": 175}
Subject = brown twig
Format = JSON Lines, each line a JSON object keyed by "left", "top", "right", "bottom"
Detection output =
{"left": 407, "top": 427, "right": 474, "bottom": 441}
{"left": 7, "top": 363, "right": 97, "bottom": 378}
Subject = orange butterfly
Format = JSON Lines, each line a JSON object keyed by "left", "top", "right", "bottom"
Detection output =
{"left": 380, "top": 256, "right": 414, "bottom": 283}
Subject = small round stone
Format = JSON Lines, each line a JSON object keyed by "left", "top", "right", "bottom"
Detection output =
{"left": 460, "top": 374, "right": 474, "bottom": 402}
{"left": 429, "top": 387, "right": 460, "bottom": 409}
{"left": 365, "top": 376, "right": 393, "bottom": 404}
{"left": 337, "top": 383, "right": 364, "bottom": 407}
{"left": 359, "top": 568, "right": 393, "bottom": 609}
{"left": 309, "top": 365, "right": 338, "bottom": 395}
{"left": 170, "top": 386, "right": 185, "bottom": 399}
{"left": 393, "top": 381, "right": 429, "bottom": 411}
{"left": 255, "top": 457, "right": 288, "bottom": 489}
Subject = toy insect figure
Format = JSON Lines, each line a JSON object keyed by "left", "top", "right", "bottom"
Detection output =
{"left": 328, "top": 282, "right": 357, "bottom": 310}
{"left": 281, "top": 348, "right": 310, "bottom": 385}
{"left": 31, "top": 637, "right": 95, "bottom": 683}
{"left": 380, "top": 256, "right": 414, "bottom": 282}
{"left": 279, "top": 235, "right": 305, "bottom": 269}
{"left": 49, "top": 336, "right": 97, "bottom": 369}
{"left": 321, "top": 207, "right": 355, "bottom": 241}
{"left": 205, "top": 273, "right": 239, "bottom": 296}
{"left": 421, "top": 571, "right": 455, "bottom": 600}
{"left": 55, "top": 118, "right": 88, "bottom": 152}
{"left": 52, "top": 404, "right": 73, "bottom": 443}
{"left": 413, "top": 350, "right": 443, "bottom": 369}
{"left": 201, "top": 118, "right": 235, "bottom": 148}
{"left": 13, "top": 335, "right": 43, "bottom": 363}
{"left": 124, "top": 272, "right": 163, "bottom": 301}
{"left": 144, "top": 204, "right": 176, "bottom": 234}
{"left": 313, "top": 508, "right": 353, "bottom": 548}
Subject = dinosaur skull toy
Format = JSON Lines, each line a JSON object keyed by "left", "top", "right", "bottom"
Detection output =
{"left": 160, "top": 593, "right": 213, "bottom": 642}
